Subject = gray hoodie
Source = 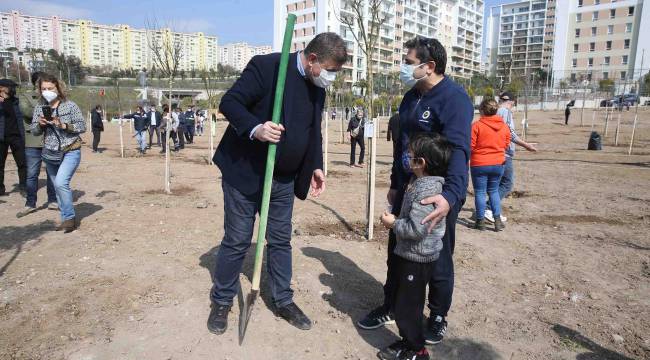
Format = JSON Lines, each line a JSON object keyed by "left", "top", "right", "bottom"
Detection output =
{"left": 393, "top": 176, "right": 446, "bottom": 263}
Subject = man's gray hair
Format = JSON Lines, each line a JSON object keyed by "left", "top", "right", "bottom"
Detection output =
{"left": 304, "top": 32, "right": 348, "bottom": 66}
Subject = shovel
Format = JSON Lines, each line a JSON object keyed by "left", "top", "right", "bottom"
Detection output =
{"left": 238, "top": 13, "right": 296, "bottom": 345}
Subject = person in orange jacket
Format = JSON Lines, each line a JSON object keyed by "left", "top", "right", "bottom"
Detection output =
{"left": 470, "top": 98, "right": 511, "bottom": 231}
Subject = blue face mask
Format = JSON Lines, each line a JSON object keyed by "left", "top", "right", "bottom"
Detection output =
{"left": 400, "top": 63, "right": 427, "bottom": 87}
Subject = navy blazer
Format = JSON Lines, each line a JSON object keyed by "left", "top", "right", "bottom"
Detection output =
{"left": 214, "top": 52, "right": 325, "bottom": 200}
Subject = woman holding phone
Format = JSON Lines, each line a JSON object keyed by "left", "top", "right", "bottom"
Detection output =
{"left": 31, "top": 73, "right": 86, "bottom": 233}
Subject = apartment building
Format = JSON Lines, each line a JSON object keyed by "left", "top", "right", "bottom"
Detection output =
{"left": 554, "top": 0, "right": 648, "bottom": 84}
{"left": 485, "top": 0, "right": 556, "bottom": 83}
{"left": 273, "top": 0, "right": 484, "bottom": 85}
{"left": 218, "top": 43, "right": 273, "bottom": 71}
{"left": 0, "top": 10, "right": 219, "bottom": 72}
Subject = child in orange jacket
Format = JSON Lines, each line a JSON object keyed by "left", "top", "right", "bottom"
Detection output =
{"left": 470, "top": 98, "right": 511, "bottom": 231}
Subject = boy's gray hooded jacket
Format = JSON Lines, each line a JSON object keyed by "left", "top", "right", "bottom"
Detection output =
{"left": 393, "top": 176, "right": 446, "bottom": 263}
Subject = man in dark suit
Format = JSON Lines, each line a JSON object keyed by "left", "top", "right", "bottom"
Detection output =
{"left": 207, "top": 32, "right": 347, "bottom": 335}
{"left": 146, "top": 105, "right": 162, "bottom": 147}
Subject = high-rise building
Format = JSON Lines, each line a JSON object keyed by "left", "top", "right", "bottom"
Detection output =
{"left": 553, "top": 0, "right": 648, "bottom": 85}
{"left": 0, "top": 10, "right": 219, "bottom": 72}
{"left": 272, "top": 0, "right": 484, "bottom": 86}
{"left": 218, "top": 43, "right": 273, "bottom": 71}
{"left": 485, "top": 0, "right": 556, "bottom": 84}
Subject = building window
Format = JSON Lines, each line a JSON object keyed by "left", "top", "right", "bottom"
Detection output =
{"left": 608, "top": 25, "right": 614, "bottom": 34}
{"left": 628, "top": 6, "right": 634, "bottom": 16}
{"left": 610, "top": 9, "right": 616, "bottom": 18}
{"left": 574, "top": 44, "right": 579, "bottom": 52}
{"left": 572, "top": 58, "right": 577, "bottom": 67}
{"left": 626, "top": 23, "right": 632, "bottom": 32}
{"left": 587, "top": 73, "right": 592, "bottom": 81}
{"left": 578, "top": 0, "right": 583, "bottom": 7}
{"left": 576, "top": 13, "right": 582, "bottom": 22}
{"left": 622, "top": 55, "right": 628, "bottom": 65}
{"left": 571, "top": 73, "right": 577, "bottom": 82}
{"left": 575, "top": 29, "right": 580, "bottom": 37}
{"left": 621, "top": 71, "right": 626, "bottom": 80}
{"left": 588, "top": 58, "right": 593, "bottom": 67}
{"left": 604, "top": 56, "right": 610, "bottom": 65}
{"left": 603, "top": 71, "right": 608, "bottom": 80}
{"left": 592, "top": 11, "right": 598, "bottom": 21}
{"left": 606, "top": 40, "right": 612, "bottom": 50}
{"left": 591, "top": 27, "right": 597, "bottom": 36}
{"left": 590, "top": 42, "right": 595, "bottom": 52}
{"left": 594, "top": 0, "right": 600, "bottom": 4}
{"left": 624, "top": 39, "right": 630, "bottom": 49}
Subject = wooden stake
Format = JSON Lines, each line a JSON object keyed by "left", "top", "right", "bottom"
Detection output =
{"left": 119, "top": 118, "right": 124, "bottom": 158}
{"left": 614, "top": 112, "right": 621, "bottom": 146}
{"left": 366, "top": 117, "right": 378, "bottom": 240}
{"left": 628, "top": 113, "right": 638, "bottom": 155}
{"left": 209, "top": 110, "right": 215, "bottom": 165}
{"left": 323, "top": 110, "right": 329, "bottom": 176}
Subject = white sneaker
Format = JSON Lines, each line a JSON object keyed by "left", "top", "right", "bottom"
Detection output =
{"left": 16, "top": 206, "right": 37, "bottom": 218}
{"left": 484, "top": 209, "right": 495, "bottom": 223}
{"left": 484, "top": 210, "right": 507, "bottom": 223}
{"left": 47, "top": 202, "right": 59, "bottom": 210}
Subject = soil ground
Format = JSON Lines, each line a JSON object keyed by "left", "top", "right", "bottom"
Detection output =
{"left": 1, "top": 108, "right": 649, "bottom": 360}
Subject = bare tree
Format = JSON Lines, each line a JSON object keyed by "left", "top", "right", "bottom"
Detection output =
{"left": 331, "top": 0, "right": 388, "bottom": 240}
{"left": 333, "top": 0, "right": 387, "bottom": 118}
{"left": 201, "top": 69, "right": 220, "bottom": 165}
{"left": 146, "top": 18, "right": 183, "bottom": 194}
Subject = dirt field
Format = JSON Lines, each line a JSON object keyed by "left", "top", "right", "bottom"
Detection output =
{"left": 1, "top": 108, "right": 649, "bottom": 360}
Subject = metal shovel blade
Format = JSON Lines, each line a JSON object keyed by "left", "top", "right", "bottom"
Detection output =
{"left": 238, "top": 289, "right": 258, "bottom": 345}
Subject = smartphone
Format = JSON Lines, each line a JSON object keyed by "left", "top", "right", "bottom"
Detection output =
{"left": 42, "top": 105, "right": 53, "bottom": 121}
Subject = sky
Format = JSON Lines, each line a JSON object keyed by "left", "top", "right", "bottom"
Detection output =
{"left": 1, "top": 0, "right": 514, "bottom": 49}
{"left": 0, "top": 0, "right": 273, "bottom": 45}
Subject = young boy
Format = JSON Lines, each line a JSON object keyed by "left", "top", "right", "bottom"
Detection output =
{"left": 378, "top": 133, "right": 451, "bottom": 360}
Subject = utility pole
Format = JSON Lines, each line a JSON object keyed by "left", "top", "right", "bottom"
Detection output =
{"left": 580, "top": 75, "right": 589, "bottom": 126}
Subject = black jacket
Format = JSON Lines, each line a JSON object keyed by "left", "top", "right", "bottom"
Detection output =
{"left": 124, "top": 112, "right": 148, "bottom": 132}
{"left": 214, "top": 52, "right": 325, "bottom": 200}
{"left": 0, "top": 97, "right": 24, "bottom": 141}
{"left": 146, "top": 111, "right": 162, "bottom": 127}
{"left": 91, "top": 110, "right": 104, "bottom": 131}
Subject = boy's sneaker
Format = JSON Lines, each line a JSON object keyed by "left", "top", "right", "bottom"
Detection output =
{"left": 475, "top": 219, "right": 486, "bottom": 231}
{"left": 494, "top": 217, "right": 505, "bottom": 232}
{"left": 357, "top": 306, "right": 394, "bottom": 329}
{"left": 377, "top": 340, "right": 407, "bottom": 360}
{"left": 425, "top": 315, "right": 447, "bottom": 345}
{"left": 48, "top": 202, "right": 59, "bottom": 210}
{"left": 395, "top": 348, "right": 430, "bottom": 360}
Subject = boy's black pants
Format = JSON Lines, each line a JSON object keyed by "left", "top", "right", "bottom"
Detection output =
{"left": 382, "top": 190, "right": 461, "bottom": 319}
{"left": 394, "top": 256, "right": 434, "bottom": 350}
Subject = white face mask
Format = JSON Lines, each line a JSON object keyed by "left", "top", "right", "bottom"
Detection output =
{"left": 311, "top": 62, "right": 337, "bottom": 88}
{"left": 42, "top": 90, "right": 58, "bottom": 103}
{"left": 399, "top": 63, "right": 428, "bottom": 88}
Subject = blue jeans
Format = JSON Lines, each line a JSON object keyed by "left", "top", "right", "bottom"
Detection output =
{"left": 45, "top": 149, "right": 81, "bottom": 221}
{"left": 498, "top": 156, "right": 514, "bottom": 200}
{"left": 25, "top": 147, "right": 56, "bottom": 208}
{"left": 471, "top": 165, "right": 504, "bottom": 220}
{"left": 135, "top": 130, "right": 147, "bottom": 151}
{"left": 211, "top": 179, "right": 295, "bottom": 308}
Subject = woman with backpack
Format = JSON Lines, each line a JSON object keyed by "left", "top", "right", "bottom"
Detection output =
{"left": 347, "top": 108, "right": 366, "bottom": 168}
{"left": 31, "top": 73, "right": 86, "bottom": 233}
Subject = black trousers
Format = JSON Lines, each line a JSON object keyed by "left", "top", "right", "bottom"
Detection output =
{"left": 0, "top": 135, "right": 27, "bottom": 193}
{"left": 394, "top": 257, "right": 435, "bottom": 350}
{"left": 149, "top": 125, "right": 160, "bottom": 146}
{"left": 177, "top": 126, "right": 185, "bottom": 148}
{"left": 383, "top": 189, "right": 461, "bottom": 318}
{"left": 565, "top": 112, "right": 570, "bottom": 125}
{"left": 92, "top": 130, "right": 101, "bottom": 151}
{"left": 350, "top": 135, "right": 365, "bottom": 165}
